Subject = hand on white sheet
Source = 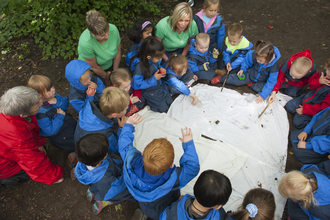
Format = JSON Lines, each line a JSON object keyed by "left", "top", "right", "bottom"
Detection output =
{"left": 189, "top": 93, "right": 200, "bottom": 105}
{"left": 296, "top": 105, "right": 303, "bottom": 115}
{"left": 256, "top": 94, "right": 264, "bottom": 103}
{"left": 297, "top": 141, "right": 306, "bottom": 149}
{"left": 127, "top": 113, "right": 142, "bottom": 125}
{"left": 269, "top": 91, "right": 276, "bottom": 103}
{"left": 179, "top": 127, "right": 193, "bottom": 143}
{"left": 118, "top": 116, "right": 128, "bottom": 127}
{"left": 298, "top": 132, "right": 308, "bottom": 141}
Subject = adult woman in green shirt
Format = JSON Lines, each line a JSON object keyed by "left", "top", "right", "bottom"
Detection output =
{"left": 155, "top": 2, "right": 198, "bottom": 61}
{"left": 78, "top": 10, "right": 121, "bottom": 79}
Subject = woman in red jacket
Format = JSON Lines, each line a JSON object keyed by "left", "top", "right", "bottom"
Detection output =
{"left": 0, "top": 86, "right": 64, "bottom": 188}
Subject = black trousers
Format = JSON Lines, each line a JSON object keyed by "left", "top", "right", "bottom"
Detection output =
{"left": 0, "top": 170, "right": 30, "bottom": 188}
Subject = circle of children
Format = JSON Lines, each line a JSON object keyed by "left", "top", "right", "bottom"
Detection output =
{"left": 1, "top": 1, "right": 330, "bottom": 220}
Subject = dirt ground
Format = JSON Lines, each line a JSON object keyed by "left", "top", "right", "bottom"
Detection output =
{"left": 1, "top": 0, "right": 330, "bottom": 219}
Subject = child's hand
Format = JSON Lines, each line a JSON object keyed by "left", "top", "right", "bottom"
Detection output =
{"left": 193, "top": 75, "right": 198, "bottom": 81}
{"left": 226, "top": 63, "right": 232, "bottom": 72}
{"left": 88, "top": 81, "right": 97, "bottom": 90}
{"left": 57, "top": 108, "right": 66, "bottom": 115}
{"left": 159, "top": 68, "right": 166, "bottom": 75}
{"left": 118, "top": 116, "right": 128, "bottom": 127}
{"left": 296, "top": 105, "right": 303, "bottom": 115}
{"left": 237, "top": 70, "right": 244, "bottom": 78}
{"left": 256, "top": 94, "right": 264, "bottom": 103}
{"left": 154, "top": 70, "right": 166, "bottom": 80}
{"left": 297, "top": 140, "right": 306, "bottom": 149}
{"left": 212, "top": 48, "right": 219, "bottom": 59}
{"left": 269, "top": 91, "right": 276, "bottom": 103}
{"left": 319, "top": 72, "right": 330, "bottom": 86}
{"left": 48, "top": 97, "right": 57, "bottom": 105}
{"left": 86, "top": 87, "right": 96, "bottom": 96}
{"left": 202, "top": 62, "right": 210, "bottom": 71}
{"left": 298, "top": 131, "right": 308, "bottom": 141}
{"left": 130, "top": 94, "right": 141, "bottom": 104}
{"left": 179, "top": 127, "right": 193, "bottom": 143}
{"left": 38, "top": 146, "right": 47, "bottom": 154}
{"left": 189, "top": 94, "right": 200, "bottom": 105}
{"left": 285, "top": 78, "right": 289, "bottom": 83}
{"left": 127, "top": 113, "right": 142, "bottom": 125}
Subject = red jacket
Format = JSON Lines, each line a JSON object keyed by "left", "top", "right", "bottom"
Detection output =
{"left": 273, "top": 49, "right": 315, "bottom": 93}
{"left": 0, "top": 114, "right": 64, "bottom": 185}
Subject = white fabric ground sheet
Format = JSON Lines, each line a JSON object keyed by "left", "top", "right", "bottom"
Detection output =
{"left": 133, "top": 84, "right": 292, "bottom": 220}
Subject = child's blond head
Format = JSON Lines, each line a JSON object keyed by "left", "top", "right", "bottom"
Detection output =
{"left": 170, "top": 3, "right": 193, "bottom": 32}
{"left": 228, "top": 23, "right": 243, "bottom": 37}
{"left": 291, "top": 57, "right": 313, "bottom": 76}
{"left": 27, "top": 75, "right": 53, "bottom": 95}
{"left": 278, "top": 170, "right": 317, "bottom": 209}
{"left": 196, "top": 33, "right": 210, "bottom": 46}
{"left": 105, "top": 68, "right": 131, "bottom": 87}
{"left": 143, "top": 138, "right": 174, "bottom": 176}
{"left": 99, "top": 87, "right": 130, "bottom": 116}
{"left": 166, "top": 53, "right": 188, "bottom": 76}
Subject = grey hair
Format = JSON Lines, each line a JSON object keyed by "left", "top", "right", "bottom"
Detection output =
{"left": 0, "top": 86, "right": 40, "bottom": 116}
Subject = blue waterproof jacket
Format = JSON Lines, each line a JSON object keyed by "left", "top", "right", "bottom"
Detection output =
{"left": 65, "top": 60, "right": 105, "bottom": 113}
{"left": 163, "top": 67, "right": 191, "bottom": 96}
{"left": 240, "top": 47, "right": 281, "bottom": 99}
{"left": 119, "top": 124, "right": 200, "bottom": 219}
{"left": 222, "top": 37, "right": 253, "bottom": 70}
{"left": 187, "top": 39, "right": 218, "bottom": 73}
{"left": 126, "top": 42, "right": 141, "bottom": 72}
{"left": 74, "top": 101, "right": 120, "bottom": 153}
{"left": 193, "top": 12, "right": 225, "bottom": 52}
{"left": 75, "top": 153, "right": 133, "bottom": 202}
{"left": 160, "top": 194, "right": 225, "bottom": 220}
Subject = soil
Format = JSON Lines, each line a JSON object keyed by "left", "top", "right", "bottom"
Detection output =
{"left": 1, "top": 0, "right": 330, "bottom": 219}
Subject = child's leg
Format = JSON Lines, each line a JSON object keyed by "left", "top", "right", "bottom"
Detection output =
{"left": 195, "top": 70, "right": 217, "bottom": 81}
{"left": 219, "top": 72, "right": 252, "bottom": 86}
{"left": 282, "top": 83, "right": 305, "bottom": 97}
{"left": 0, "top": 170, "right": 30, "bottom": 188}
{"left": 142, "top": 84, "right": 173, "bottom": 113}
{"left": 287, "top": 198, "right": 309, "bottom": 220}
{"left": 293, "top": 114, "right": 313, "bottom": 129}
{"left": 250, "top": 81, "right": 266, "bottom": 93}
{"left": 285, "top": 96, "right": 305, "bottom": 114}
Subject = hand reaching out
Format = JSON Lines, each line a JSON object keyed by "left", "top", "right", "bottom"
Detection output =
{"left": 319, "top": 72, "right": 330, "bottom": 86}
{"left": 179, "top": 127, "right": 193, "bottom": 143}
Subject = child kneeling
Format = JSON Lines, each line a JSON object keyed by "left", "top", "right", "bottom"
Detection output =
{"left": 74, "top": 133, "right": 135, "bottom": 215}
{"left": 160, "top": 170, "right": 232, "bottom": 220}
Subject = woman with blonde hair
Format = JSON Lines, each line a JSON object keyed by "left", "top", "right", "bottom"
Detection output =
{"left": 278, "top": 162, "right": 330, "bottom": 220}
{"left": 155, "top": 2, "right": 198, "bottom": 61}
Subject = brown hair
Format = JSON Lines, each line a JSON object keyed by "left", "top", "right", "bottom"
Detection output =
{"left": 230, "top": 188, "right": 275, "bottom": 220}
{"left": 105, "top": 68, "right": 131, "bottom": 87}
{"left": 143, "top": 138, "right": 174, "bottom": 176}
{"left": 166, "top": 53, "right": 188, "bottom": 76}
{"left": 325, "top": 58, "right": 330, "bottom": 70}
{"left": 228, "top": 23, "right": 243, "bottom": 37}
{"left": 195, "top": 33, "right": 210, "bottom": 46}
{"left": 204, "top": 0, "right": 220, "bottom": 9}
{"left": 99, "top": 87, "right": 130, "bottom": 116}
{"left": 169, "top": 2, "right": 193, "bottom": 32}
{"left": 27, "top": 75, "right": 53, "bottom": 95}
{"left": 85, "top": 10, "right": 109, "bottom": 36}
{"left": 254, "top": 40, "right": 274, "bottom": 63}
{"left": 291, "top": 57, "right": 313, "bottom": 75}
{"left": 278, "top": 170, "right": 318, "bottom": 209}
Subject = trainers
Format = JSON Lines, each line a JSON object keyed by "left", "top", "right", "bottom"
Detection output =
{"left": 66, "top": 152, "right": 78, "bottom": 181}
{"left": 215, "top": 69, "right": 227, "bottom": 76}
{"left": 86, "top": 188, "right": 95, "bottom": 202}
{"left": 92, "top": 200, "right": 112, "bottom": 215}
{"left": 131, "top": 209, "right": 148, "bottom": 220}
{"left": 211, "top": 75, "right": 222, "bottom": 84}
{"left": 126, "top": 104, "right": 139, "bottom": 117}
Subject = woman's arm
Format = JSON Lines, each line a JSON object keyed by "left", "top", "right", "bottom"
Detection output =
{"left": 113, "top": 44, "right": 121, "bottom": 70}
{"left": 84, "top": 57, "right": 106, "bottom": 78}
{"left": 181, "top": 37, "right": 194, "bottom": 56}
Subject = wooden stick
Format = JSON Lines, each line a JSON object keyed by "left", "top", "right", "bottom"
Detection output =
{"left": 221, "top": 70, "right": 230, "bottom": 92}
{"left": 258, "top": 99, "right": 274, "bottom": 118}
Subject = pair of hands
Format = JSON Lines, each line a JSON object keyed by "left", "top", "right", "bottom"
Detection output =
{"left": 154, "top": 68, "right": 166, "bottom": 80}
{"left": 86, "top": 82, "right": 98, "bottom": 96}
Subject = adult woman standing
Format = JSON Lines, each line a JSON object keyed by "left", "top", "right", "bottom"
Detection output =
{"left": 78, "top": 10, "right": 121, "bottom": 79}
{"left": 155, "top": 2, "right": 198, "bottom": 61}
{"left": 0, "top": 86, "right": 64, "bottom": 188}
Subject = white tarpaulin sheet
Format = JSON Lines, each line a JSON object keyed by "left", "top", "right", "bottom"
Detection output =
{"left": 133, "top": 84, "right": 292, "bottom": 220}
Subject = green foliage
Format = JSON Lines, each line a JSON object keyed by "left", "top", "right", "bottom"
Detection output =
{"left": 0, "top": 0, "right": 163, "bottom": 60}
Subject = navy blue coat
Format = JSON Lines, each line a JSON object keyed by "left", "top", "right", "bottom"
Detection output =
{"left": 126, "top": 42, "right": 141, "bottom": 72}
{"left": 163, "top": 67, "right": 193, "bottom": 96}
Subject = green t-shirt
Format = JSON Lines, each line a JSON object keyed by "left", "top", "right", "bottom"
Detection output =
{"left": 155, "top": 16, "right": 198, "bottom": 52}
{"left": 78, "top": 24, "right": 121, "bottom": 70}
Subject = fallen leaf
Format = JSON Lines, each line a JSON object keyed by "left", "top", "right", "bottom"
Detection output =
{"left": 115, "top": 204, "right": 122, "bottom": 211}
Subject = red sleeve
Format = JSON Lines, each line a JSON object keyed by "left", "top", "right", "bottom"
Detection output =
{"left": 287, "top": 77, "right": 309, "bottom": 87}
{"left": 272, "top": 68, "right": 285, "bottom": 92}
{"left": 308, "top": 72, "right": 322, "bottom": 90}
{"left": 302, "top": 94, "right": 330, "bottom": 116}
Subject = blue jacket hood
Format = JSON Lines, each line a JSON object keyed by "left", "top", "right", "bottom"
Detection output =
{"left": 65, "top": 60, "right": 91, "bottom": 90}
{"left": 75, "top": 160, "right": 109, "bottom": 185}
{"left": 263, "top": 46, "right": 281, "bottom": 68}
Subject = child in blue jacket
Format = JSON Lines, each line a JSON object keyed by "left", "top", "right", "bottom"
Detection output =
{"left": 218, "top": 40, "right": 281, "bottom": 103}
{"left": 187, "top": 33, "right": 221, "bottom": 82}
{"left": 290, "top": 107, "right": 330, "bottom": 164}
{"left": 163, "top": 54, "right": 200, "bottom": 105}
{"left": 74, "top": 133, "right": 135, "bottom": 215}
{"left": 126, "top": 20, "right": 155, "bottom": 72}
{"left": 279, "top": 164, "right": 330, "bottom": 220}
{"left": 193, "top": 0, "right": 225, "bottom": 53}
{"left": 65, "top": 60, "right": 105, "bottom": 113}
{"left": 27, "top": 75, "right": 76, "bottom": 152}
{"left": 74, "top": 87, "right": 130, "bottom": 153}
{"left": 119, "top": 114, "right": 200, "bottom": 220}
{"left": 160, "top": 170, "right": 232, "bottom": 220}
